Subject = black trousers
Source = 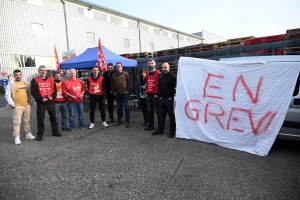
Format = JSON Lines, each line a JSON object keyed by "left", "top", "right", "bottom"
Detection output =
{"left": 157, "top": 98, "right": 176, "bottom": 134}
{"left": 106, "top": 92, "right": 115, "bottom": 120}
{"left": 146, "top": 94, "right": 159, "bottom": 128}
{"left": 36, "top": 101, "right": 58, "bottom": 134}
{"left": 89, "top": 95, "right": 106, "bottom": 123}
{"left": 140, "top": 97, "right": 148, "bottom": 122}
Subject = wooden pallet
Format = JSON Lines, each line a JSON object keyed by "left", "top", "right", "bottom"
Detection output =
{"left": 177, "top": 47, "right": 188, "bottom": 54}
{"left": 120, "top": 54, "right": 131, "bottom": 58}
{"left": 226, "top": 41, "right": 245, "bottom": 47}
{"left": 130, "top": 53, "right": 139, "bottom": 59}
{"left": 285, "top": 28, "right": 300, "bottom": 40}
{"left": 188, "top": 44, "right": 203, "bottom": 51}
{"left": 227, "top": 36, "right": 255, "bottom": 43}
{"left": 283, "top": 46, "right": 300, "bottom": 55}
{"left": 213, "top": 42, "right": 227, "bottom": 49}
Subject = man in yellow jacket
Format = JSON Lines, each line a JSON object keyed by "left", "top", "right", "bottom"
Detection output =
{"left": 5, "top": 69, "right": 35, "bottom": 145}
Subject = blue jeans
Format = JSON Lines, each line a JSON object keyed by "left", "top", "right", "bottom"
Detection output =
{"left": 68, "top": 102, "right": 84, "bottom": 129}
{"left": 54, "top": 102, "right": 67, "bottom": 129}
{"left": 115, "top": 93, "right": 129, "bottom": 123}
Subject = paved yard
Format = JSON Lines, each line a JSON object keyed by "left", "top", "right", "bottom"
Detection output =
{"left": 0, "top": 104, "right": 299, "bottom": 200}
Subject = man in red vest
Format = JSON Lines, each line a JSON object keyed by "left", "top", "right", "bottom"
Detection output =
{"left": 31, "top": 65, "right": 62, "bottom": 141}
{"left": 87, "top": 67, "right": 109, "bottom": 129}
{"left": 62, "top": 68, "right": 86, "bottom": 132}
{"left": 145, "top": 59, "right": 161, "bottom": 131}
{"left": 54, "top": 72, "right": 68, "bottom": 131}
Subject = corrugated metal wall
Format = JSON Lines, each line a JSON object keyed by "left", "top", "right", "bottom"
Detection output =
{"left": 0, "top": 0, "right": 199, "bottom": 81}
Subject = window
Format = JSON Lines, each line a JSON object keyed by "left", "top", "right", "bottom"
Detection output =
{"left": 192, "top": 39, "right": 196, "bottom": 43}
{"left": 94, "top": 12, "right": 107, "bottom": 22}
{"left": 10, "top": 55, "right": 36, "bottom": 67}
{"left": 140, "top": 24, "right": 148, "bottom": 32}
{"left": 172, "top": 33, "right": 177, "bottom": 39}
{"left": 110, "top": 16, "right": 117, "bottom": 24}
{"left": 178, "top": 35, "right": 184, "bottom": 40}
{"left": 67, "top": 4, "right": 77, "bottom": 15}
{"left": 10, "top": 55, "right": 23, "bottom": 68}
{"left": 153, "top": 28, "right": 160, "bottom": 35}
{"left": 117, "top": 18, "right": 122, "bottom": 25}
{"left": 86, "top": 32, "right": 95, "bottom": 43}
{"left": 124, "top": 38, "right": 130, "bottom": 48}
{"left": 31, "top": 23, "right": 44, "bottom": 35}
{"left": 128, "top": 21, "right": 137, "bottom": 29}
{"left": 187, "top": 38, "right": 191, "bottom": 42}
{"left": 150, "top": 43, "right": 154, "bottom": 51}
{"left": 77, "top": 7, "right": 84, "bottom": 16}
{"left": 23, "top": 56, "right": 36, "bottom": 67}
{"left": 162, "top": 31, "right": 168, "bottom": 37}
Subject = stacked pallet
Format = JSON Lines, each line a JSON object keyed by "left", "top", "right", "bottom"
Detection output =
{"left": 120, "top": 28, "right": 300, "bottom": 59}
{"left": 244, "top": 34, "right": 285, "bottom": 55}
{"left": 284, "top": 28, "right": 300, "bottom": 55}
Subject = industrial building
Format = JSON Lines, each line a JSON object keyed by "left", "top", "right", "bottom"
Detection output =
{"left": 0, "top": 0, "right": 204, "bottom": 81}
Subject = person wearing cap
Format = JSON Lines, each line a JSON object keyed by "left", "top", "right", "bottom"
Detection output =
{"left": 31, "top": 65, "right": 62, "bottom": 141}
{"left": 5, "top": 69, "right": 35, "bottom": 145}
{"left": 54, "top": 72, "right": 68, "bottom": 131}
{"left": 87, "top": 66, "right": 109, "bottom": 129}
{"left": 103, "top": 63, "right": 115, "bottom": 123}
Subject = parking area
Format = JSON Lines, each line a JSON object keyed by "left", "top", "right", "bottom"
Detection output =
{"left": 0, "top": 103, "right": 299, "bottom": 200}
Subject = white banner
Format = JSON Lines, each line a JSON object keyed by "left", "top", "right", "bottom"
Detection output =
{"left": 175, "top": 57, "right": 300, "bottom": 156}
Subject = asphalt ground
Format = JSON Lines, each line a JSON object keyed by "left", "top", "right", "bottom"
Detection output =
{"left": 0, "top": 103, "right": 299, "bottom": 200}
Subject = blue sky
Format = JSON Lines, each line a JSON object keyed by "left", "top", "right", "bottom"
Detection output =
{"left": 87, "top": 0, "right": 300, "bottom": 39}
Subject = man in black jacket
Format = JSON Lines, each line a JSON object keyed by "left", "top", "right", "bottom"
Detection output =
{"left": 31, "top": 65, "right": 61, "bottom": 141}
{"left": 152, "top": 62, "right": 177, "bottom": 138}
{"left": 103, "top": 63, "right": 115, "bottom": 122}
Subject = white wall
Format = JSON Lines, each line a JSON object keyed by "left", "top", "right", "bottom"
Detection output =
{"left": 193, "top": 30, "right": 226, "bottom": 44}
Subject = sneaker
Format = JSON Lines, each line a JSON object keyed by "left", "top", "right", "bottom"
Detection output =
{"left": 15, "top": 136, "right": 21, "bottom": 145}
{"left": 36, "top": 134, "right": 43, "bottom": 141}
{"left": 152, "top": 130, "right": 164, "bottom": 135}
{"left": 168, "top": 133, "right": 175, "bottom": 138}
{"left": 62, "top": 127, "right": 69, "bottom": 131}
{"left": 89, "top": 123, "right": 95, "bottom": 129}
{"left": 52, "top": 131, "right": 62, "bottom": 137}
{"left": 145, "top": 126, "right": 155, "bottom": 131}
{"left": 26, "top": 133, "right": 35, "bottom": 140}
{"left": 69, "top": 128, "right": 74, "bottom": 132}
{"left": 125, "top": 123, "right": 130, "bottom": 128}
{"left": 107, "top": 118, "right": 114, "bottom": 123}
{"left": 114, "top": 122, "right": 122, "bottom": 126}
{"left": 102, "top": 121, "right": 109, "bottom": 127}
{"left": 79, "top": 125, "right": 86, "bottom": 129}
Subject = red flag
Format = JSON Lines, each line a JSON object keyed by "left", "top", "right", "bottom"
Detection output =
{"left": 97, "top": 38, "right": 107, "bottom": 73}
{"left": 54, "top": 45, "right": 60, "bottom": 72}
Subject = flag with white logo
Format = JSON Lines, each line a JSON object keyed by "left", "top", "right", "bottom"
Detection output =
{"left": 97, "top": 38, "right": 107, "bottom": 73}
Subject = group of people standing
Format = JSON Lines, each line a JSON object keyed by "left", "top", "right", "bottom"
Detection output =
{"left": 138, "top": 59, "right": 177, "bottom": 138}
{"left": 5, "top": 59, "right": 176, "bottom": 145}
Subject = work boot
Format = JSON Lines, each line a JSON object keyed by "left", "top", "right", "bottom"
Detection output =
{"left": 36, "top": 132, "right": 43, "bottom": 141}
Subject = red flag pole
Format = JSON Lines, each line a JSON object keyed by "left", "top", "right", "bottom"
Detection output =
{"left": 54, "top": 45, "right": 61, "bottom": 72}
{"left": 97, "top": 38, "right": 107, "bottom": 73}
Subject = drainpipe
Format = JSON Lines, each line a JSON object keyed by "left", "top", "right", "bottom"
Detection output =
{"left": 61, "top": 0, "right": 70, "bottom": 51}
{"left": 137, "top": 20, "right": 141, "bottom": 53}
{"left": 177, "top": 32, "right": 179, "bottom": 48}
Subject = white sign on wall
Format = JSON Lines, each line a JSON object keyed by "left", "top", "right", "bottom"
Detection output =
{"left": 175, "top": 57, "right": 300, "bottom": 156}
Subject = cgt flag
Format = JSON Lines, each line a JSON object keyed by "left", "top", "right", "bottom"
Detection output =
{"left": 54, "top": 45, "right": 60, "bottom": 72}
{"left": 97, "top": 38, "right": 107, "bottom": 73}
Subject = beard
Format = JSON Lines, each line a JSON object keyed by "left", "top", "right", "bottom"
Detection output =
{"left": 55, "top": 79, "right": 61, "bottom": 83}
